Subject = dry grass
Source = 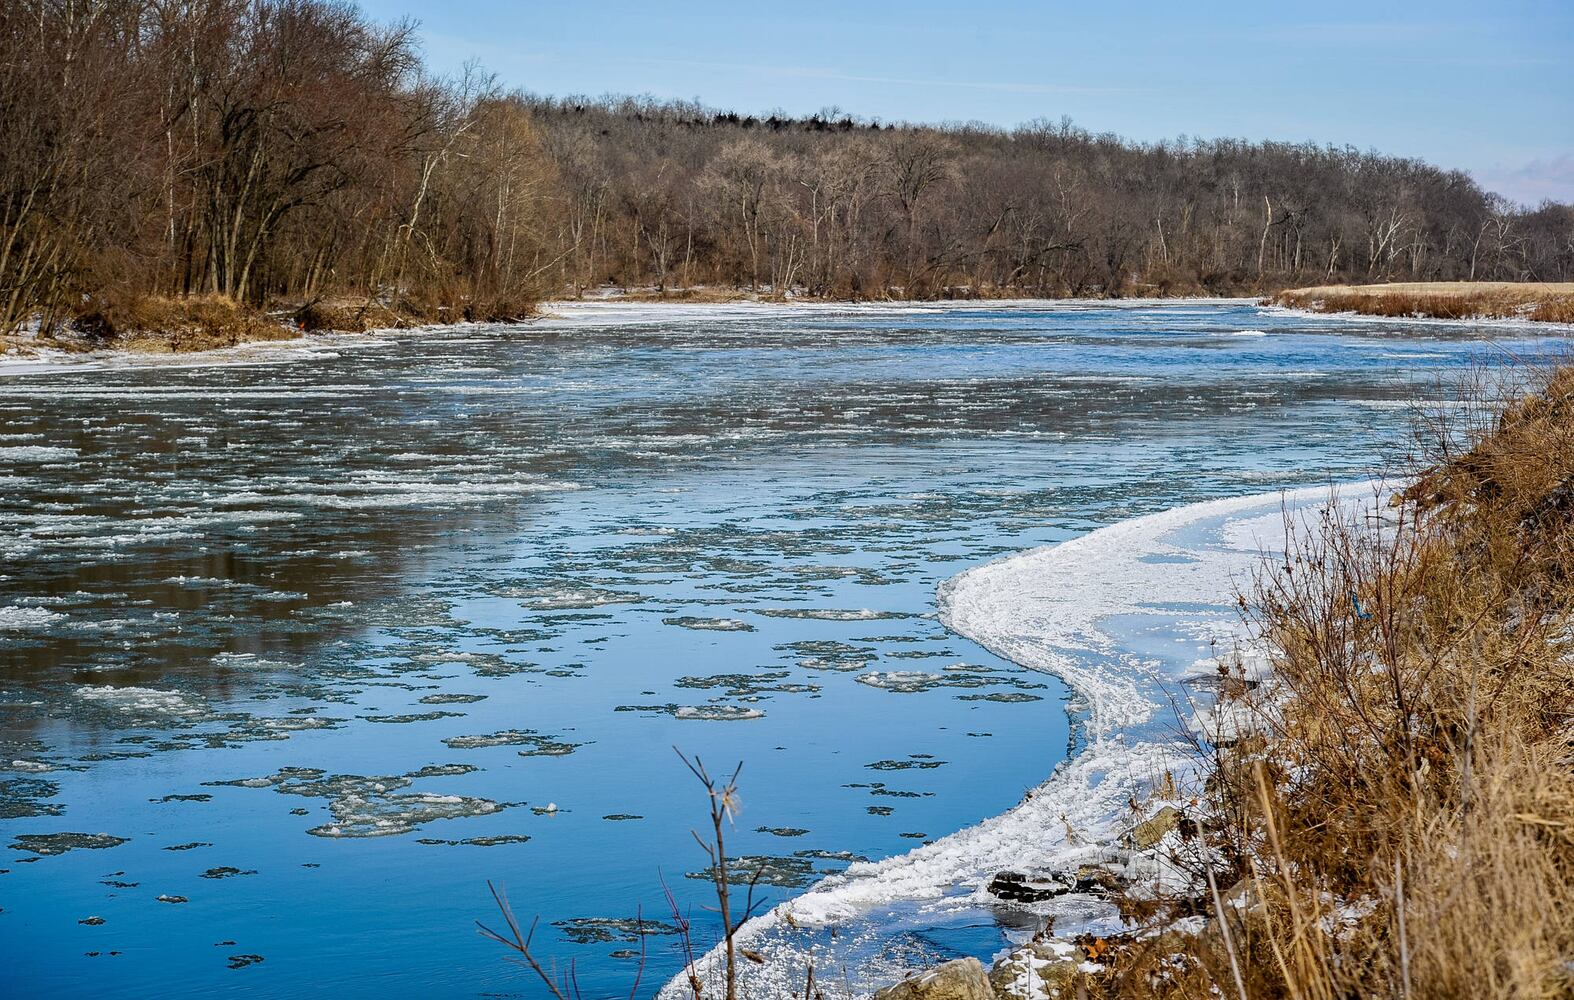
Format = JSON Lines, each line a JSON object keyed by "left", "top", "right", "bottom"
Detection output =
{"left": 1270, "top": 282, "right": 1574, "bottom": 324}
{"left": 55, "top": 289, "right": 541, "bottom": 354}
{"left": 1073, "top": 366, "right": 1574, "bottom": 1000}
{"left": 71, "top": 294, "right": 300, "bottom": 352}
{"left": 292, "top": 298, "right": 403, "bottom": 333}
{"left": 295, "top": 291, "right": 539, "bottom": 332}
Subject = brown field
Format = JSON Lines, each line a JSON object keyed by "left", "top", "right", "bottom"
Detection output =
{"left": 1271, "top": 281, "right": 1574, "bottom": 324}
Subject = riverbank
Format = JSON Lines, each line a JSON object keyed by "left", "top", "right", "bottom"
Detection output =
{"left": 0, "top": 320, "right": 423, "bottom": 377}
{"left": 0, "top": 294, "right": 541, "bottom": 366}
{"left": 1269, "top": 281, "right": 1574, "bottom": 324}
{"left": 13, "top": 283, "right": 1570, "bottom": 374}
{"left": 875, "top": 366, "right": 1574, "bottom": 999}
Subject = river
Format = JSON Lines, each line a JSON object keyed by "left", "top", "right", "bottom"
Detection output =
{"left": 0, "top": 300, "right": 1560, "bottom": 997}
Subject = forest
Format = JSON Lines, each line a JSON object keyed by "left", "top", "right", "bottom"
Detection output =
{"left": 4, "top": 0, "right": 1573, "bottom": 340}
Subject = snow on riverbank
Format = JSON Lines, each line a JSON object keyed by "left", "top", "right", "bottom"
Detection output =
{"left": 0, "top": 318, "right": 511, "bottom": 378}
{"left": 662, "top": 483, "right": 1380, "bottom": 999}
{"left": 0, "top": 331, "right": 375, "bottom": 377}
{"left": 1260, "top": 302, "right": 1574, "bottom": 334}
{"left": 535, "top": 296, "right": 1257, "bottom": 327}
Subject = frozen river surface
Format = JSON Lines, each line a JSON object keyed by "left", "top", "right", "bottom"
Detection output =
{"left": 0, "top": 300, "right": 1560, "bottom": 997}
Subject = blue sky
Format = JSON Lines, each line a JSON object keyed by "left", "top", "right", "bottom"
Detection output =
{"left": 360, "top": 0, "right": 1574, "bottom": 204}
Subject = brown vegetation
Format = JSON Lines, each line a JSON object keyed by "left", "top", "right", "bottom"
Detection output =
{"left": 1272, "top": 282, "right": 1574, "bottom": 324}
{"left": 1052, "top": 368, "right": 1574, "bottom": 999}
{"left": 2, "top": 0, "right": 557, "bottom": 347}
{"left": 71, "top": 294, "right": 297, "bottom": 352}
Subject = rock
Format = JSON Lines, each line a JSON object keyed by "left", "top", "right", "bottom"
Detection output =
{"left": 874, "top": 957, "right": 996, "bottom": 1000}
{"left": 987, "top": 870, "right": 1067, "bottom": 902}
{"left": 1129, "top": 805, "right": 1181, "bottom": 848}
{"left": 990, "top": 941, "right": 1084, "bottom": 999}
{"left": 1073, "top": 863, "right": 1122, "bottom": 894}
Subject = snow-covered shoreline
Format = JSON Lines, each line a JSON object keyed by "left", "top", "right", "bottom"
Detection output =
{"left": 662, "top": 482, "right": 1380, "bottom": 999}
{"left": 2, "top": 300, "right": 1256, "bottom": 377}
{"left": 0, "top": 317, "right": 536, "bottom": 378}
{"left": 0, "top": 328, "right": 384, "bottom": 378}
{"left": 1259, "top": 302, "right": 1574, "bottom": 334}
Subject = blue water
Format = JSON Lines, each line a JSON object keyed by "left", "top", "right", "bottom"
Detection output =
{"left": 0, "top": 301, "right": 1561, "bottom": 998}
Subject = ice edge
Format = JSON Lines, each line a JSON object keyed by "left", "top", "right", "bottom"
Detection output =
{"left": 660, "top": 481, "right": 1377, "bottom": 998}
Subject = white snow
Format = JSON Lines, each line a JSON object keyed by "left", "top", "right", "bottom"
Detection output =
{"left": 0, "top": 329, "right": 403, "bottom": 378}
{"left": 1259, "top": 302, "right": 1574, "bottom": 334}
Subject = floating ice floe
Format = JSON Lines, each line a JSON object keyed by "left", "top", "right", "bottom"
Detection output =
{"left": 553, "top": 916, "right": 684, "bottom": 944}
{"left": 852, "top": 666, "right": 1040, "bottom": 696}
{"left": 0, "top": 445, "right": 79, "bottom": 461}
{"left": 754, "top": 608, "right": 912, "bottom": 621}
{"left": 75, "top": 685, "right": 204, "bottom": 717}
{"left": 209, "top": 763, "right": 511, "bottom": 839}
{"left": 506, "top": 584, "right": 645, "bottom": 610}
{"left": 675, "top": 672, "right": 818, "bottom": 698}
{"left": 0, "top": 606, "right": 66, "bottom": 631}
{"left": 9, "top": 832, "right": 129, "bottom": 856}
{"left": 441, "top": 730, "right": 581, "bottom": 755}
{"left": 678, "top": 704, "right": 766, "bottom": 721}
{"left": 661, "top": 616, "right": 754, "bottom": 632}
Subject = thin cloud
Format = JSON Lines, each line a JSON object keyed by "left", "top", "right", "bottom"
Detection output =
{"left": 1473, "top": 155, "right": 1574, "bottom": 207}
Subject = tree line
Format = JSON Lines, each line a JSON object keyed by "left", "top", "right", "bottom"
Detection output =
{"left": 532, "top": 96, "right": 1574, "bottom": 299}
{"left": 4, "top": 0, "right": 1572, "bottom": 338}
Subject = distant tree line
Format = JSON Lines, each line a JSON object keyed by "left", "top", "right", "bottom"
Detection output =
{"left": 530, "top": 96, "right": 1574, "bottom": 299}
{"left": 4, "top": 0, "right": 1572, "bottom": 337}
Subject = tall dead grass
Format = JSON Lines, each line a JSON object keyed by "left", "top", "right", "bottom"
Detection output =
{"left": 1270, "top": 284, "right": 1574, "bottom": 325}
{"left": 1087, "top": 367, "right": 1574, "bottom": 1000}
{"left": 61, "top": 288, "right": 540, "bottom": 354}
{"left": 71, "top": 294, "right": 299, "bottom": 351}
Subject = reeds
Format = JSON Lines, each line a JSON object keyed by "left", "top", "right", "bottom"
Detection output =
{"left": 1270, "top": 283, "right": 1574, "bottom": 325}
{"left": 72, "top": 294, "right": 300, "bottom": 352}
{"left": 1087, "top": 365, "right": 1574, "bottom": 999}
